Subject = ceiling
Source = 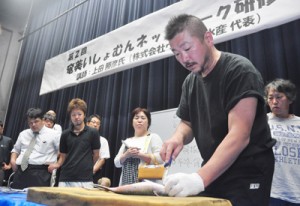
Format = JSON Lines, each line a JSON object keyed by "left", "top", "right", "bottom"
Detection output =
{"left": 0, "top": 0, "right": 32, "bottom": 31}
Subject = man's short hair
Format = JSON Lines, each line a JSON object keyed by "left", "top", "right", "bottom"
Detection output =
{"left": 165, "top": 14, "right": 207, "bottom": 41}
{"left": 43, "top": 113, "right": 56, "bottom": 123}
{"left": 67, "top": 98, "right": 87, "bottom": 115}
{"left": 26, "top": 108, "right": 44, "bottom": 119}
{"left": 87, "top": 114, "right": 101, "bottom": 123}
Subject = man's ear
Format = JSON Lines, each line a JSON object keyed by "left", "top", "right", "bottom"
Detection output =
{"left": 204, "top": 31, "right": 214, "bottom": 45}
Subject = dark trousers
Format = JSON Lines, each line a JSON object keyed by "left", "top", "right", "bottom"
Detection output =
{"left": 0, "top": 169, "right": 4, "bottom": 186}
{"left": 0, "top": 169, "right": 12, "bottom": 186}
{"left": 93, "top": 169, "right": 104, "bottom": 184}
{"left": 270, "top": 198, "right": 300, "bottom": 206}
{"left": 11, "top": 165, "right": 51, "bottom": 189}
{"left": 200, "top": 149, "right": 275, "bottom": 206}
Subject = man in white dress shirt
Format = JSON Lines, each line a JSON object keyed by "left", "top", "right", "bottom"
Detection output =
{"left": 10, "top": 108, "right": 60, "bottom": 189}
{"left": 87, "top": 114, "right": 110, "bottom": 183}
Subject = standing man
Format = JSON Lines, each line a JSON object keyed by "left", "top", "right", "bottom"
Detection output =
{"left": 45, "top": 110, "right": 62, "bottom": 133}
{"left": 160, "top": 14, "right": 275, "bottom": 206}
{"left": 87, "top": 114, "right": 110, "bottom": 184}
{"left": 43, "top": 113, "right": 58, "bottom": 131}
{"left": 43, "top": 113, "right": 62, "bottom": 186}
{"left": 49, "top": 98, "right": 100, "bottom": 188}
{"left": 10, "top": 108, "right": 60, "bottom": 189}
{"left": 0, "top": 120, "right": 13, "bottom": 186}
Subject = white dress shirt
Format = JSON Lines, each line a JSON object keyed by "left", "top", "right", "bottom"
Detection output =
{"left": 11, "top": 126, "right": 60, "bottom": 165}
{"left": 100, "top": 136, "right": 110, "bottom": 159}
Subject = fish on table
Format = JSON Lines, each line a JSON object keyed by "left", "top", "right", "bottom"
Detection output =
{"left": 93, "top": 181, "right": 167, "bottom": 196}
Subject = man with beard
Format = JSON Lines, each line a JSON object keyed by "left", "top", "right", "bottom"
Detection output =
{"left": 49, "top": 98, "right": 100, "bottom": 188}
{"left": 160, "top": 14, "right": 276, "bottom": 206}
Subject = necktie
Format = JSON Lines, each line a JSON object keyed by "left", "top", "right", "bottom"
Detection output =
{"left": 20, "top": 132, "right": 38, "bottom": 171}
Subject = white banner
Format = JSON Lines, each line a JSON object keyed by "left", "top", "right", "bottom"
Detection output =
{"left": 40, "top": 0, "right": 300, "bottom": 95}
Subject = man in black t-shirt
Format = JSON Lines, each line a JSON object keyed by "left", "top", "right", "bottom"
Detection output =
{"left": 160, "top": 14, "right": 275, "bottom": 206}
{"left": 48, "top": 98, "right": 100, "bottom": 188}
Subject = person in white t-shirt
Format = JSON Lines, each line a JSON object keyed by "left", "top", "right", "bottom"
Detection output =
{"left": 265, "top": 78, "right": 300, "bottom": 205}
{"left": 43, "top": 112, "right": 62, "bottom": 187}
{"left": 46, "top": 110, "right": 62, "bottom": 133}
{"left": 114, "top": 107, "right": 163, "bottom": 186}
{"left": 86, "top": 114, "right": 110, "bottom": 184}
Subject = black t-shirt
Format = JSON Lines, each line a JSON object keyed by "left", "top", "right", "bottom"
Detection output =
{"left": 177, "top": 52, "right": 275, "bottom": 163}
{"left": 59, "top": 125, "right": 100, "bottom": 182}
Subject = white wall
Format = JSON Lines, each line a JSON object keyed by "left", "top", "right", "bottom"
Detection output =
{"left": 150, "top": 108, "right": 203, "bottom": 175}
{"left": 0, "top": 25, "right": 22, "bottom": 122}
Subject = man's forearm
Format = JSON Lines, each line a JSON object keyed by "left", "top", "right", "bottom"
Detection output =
{"left": 176, "top": 120, "right": 194, "bottom": 145}
{"left": 94, "top": 159, "right": 105, "bottom": 172}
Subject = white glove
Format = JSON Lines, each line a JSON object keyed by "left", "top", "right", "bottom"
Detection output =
{"left": 163, "top": 172, "right": 204, "bottom": 197}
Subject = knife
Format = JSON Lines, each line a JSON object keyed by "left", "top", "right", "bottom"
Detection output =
{"left": 163, "top": 154, "right": 173, "bottom": 180}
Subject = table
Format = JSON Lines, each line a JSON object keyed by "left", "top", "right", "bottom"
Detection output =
{"left": 0, "top": 187, "right": 45, "bottom": 206}
{"left": 27, "top": 187, "right": 232, "bottom": 206}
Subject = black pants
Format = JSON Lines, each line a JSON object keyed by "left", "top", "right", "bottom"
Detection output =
{"left": 11, "top": 165, "right": 51, "bottom": 189}
{"left": 93, "top": 170, "right": 101, "bottom": 184}
{"left": 0, "top": 169, "right": 4, "bottom": 186}
{"left": 200, "top": 149, "right": 275, "bottom": 206}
